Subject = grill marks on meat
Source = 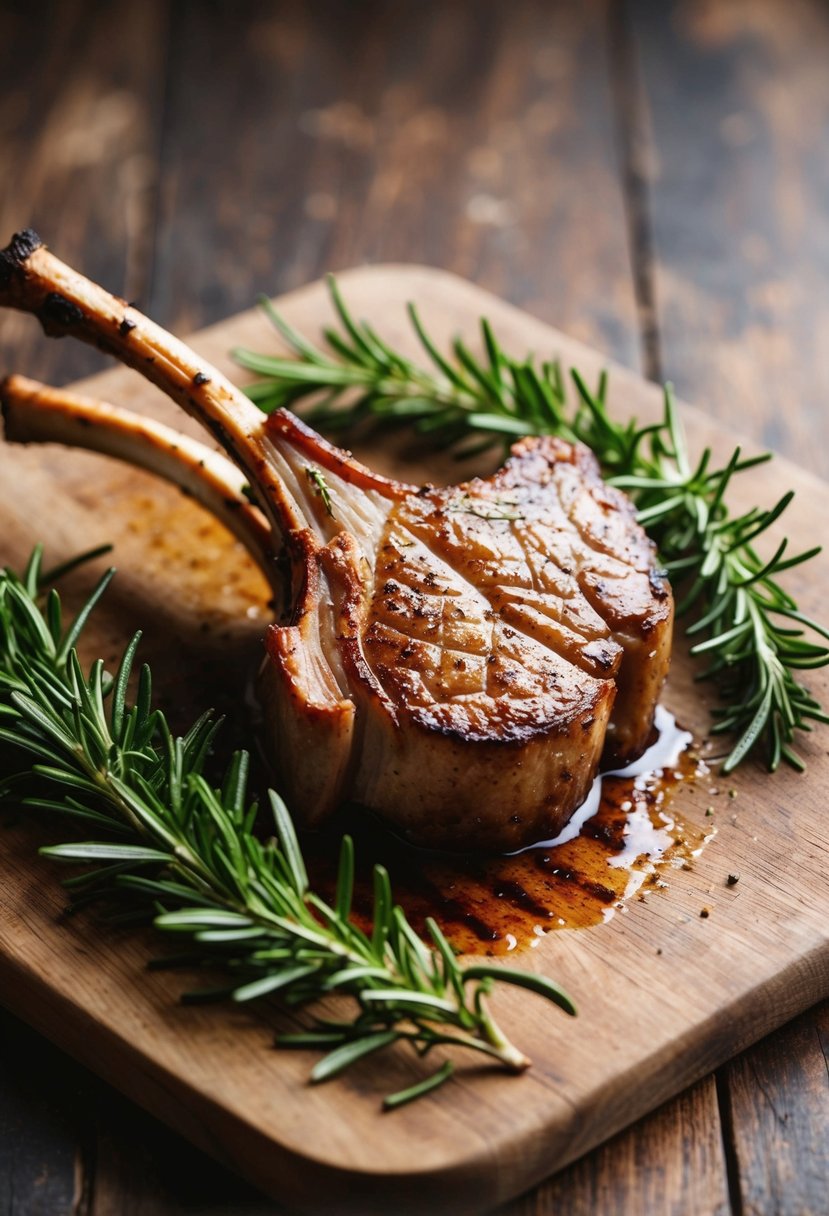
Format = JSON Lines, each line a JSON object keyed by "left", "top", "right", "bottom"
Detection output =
{"left": 259, "top": 413, "right": 672, "bottom": 849}
{"left": 0, "top": 231, "right": 673, "bottom": 851}
{"left": 369, "top": 483, "right": 616, "bottom": 740}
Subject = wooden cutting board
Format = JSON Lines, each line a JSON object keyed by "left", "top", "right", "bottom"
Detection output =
{"left": 0, "top": 267, "right": 827, "bottom": 1214}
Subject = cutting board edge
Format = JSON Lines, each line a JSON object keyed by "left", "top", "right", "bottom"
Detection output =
{"left": 1, "top": 916, "right": 826, "bottom": 1213}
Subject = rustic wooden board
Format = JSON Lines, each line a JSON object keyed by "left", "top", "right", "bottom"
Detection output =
{"left": 0, "top": 266, "right": 827, "bottom": 1214}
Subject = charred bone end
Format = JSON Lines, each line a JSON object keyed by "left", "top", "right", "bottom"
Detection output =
{"left": 0, "top": 228, "right": 43, "bottom": 290}
{"left": 0, "top": 230, "right": 88, "bottom": 339}
{"left": 0, "top": 231, "right": 269, "bottom": 493}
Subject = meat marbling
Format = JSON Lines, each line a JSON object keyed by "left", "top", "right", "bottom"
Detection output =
{"left": 0, "top": 231, "right": 673, "bottom": 850}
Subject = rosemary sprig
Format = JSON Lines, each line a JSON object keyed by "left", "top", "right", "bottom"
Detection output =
{"left": 234, "top": 279, "right": 829, "bottom": 773}
{"left": 0, "top": 546, "right": 575, "bottom": 1108}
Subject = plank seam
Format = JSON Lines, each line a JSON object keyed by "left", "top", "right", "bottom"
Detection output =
{"left": 145, "top": 0, "right": 177, "bottom": 323}
{"left": 71, "top": 1115, "right": 96, "bottom": 1216}
{"left": 715, "top": 1067, "right": 744, "bottom": 1216}
{"left": 607, "top": 0, "right": 663, "bottom": 384}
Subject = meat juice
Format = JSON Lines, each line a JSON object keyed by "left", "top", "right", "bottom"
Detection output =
{"left": 305, "top": 706, "right": 712, "bottom": 956}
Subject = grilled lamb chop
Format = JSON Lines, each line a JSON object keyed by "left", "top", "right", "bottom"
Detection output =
{"left": 0, "top": 231, "right": 673, "bottom": 850}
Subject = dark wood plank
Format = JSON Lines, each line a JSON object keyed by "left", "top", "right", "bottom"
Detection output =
{"left": 89, "top": 1097, "right": 282, "bottom": 1216}
{"left": 0, "top": 0, "right": 166, "bottom": 386}
{"left": 628, "top": 4, "right": 829, "bottom": 1212}
{"left": 0, "top": 1009, "right": 90, "bottom": 1215}
{"left": 499, "top": 1077, "right": 730, "bottom": 1216}
{"left": 0, "top": 5, "right": 162, "bottom": 1208}
{"left": 152, "top": 0, "right": 639, "bottom": 366}
{"left": 0, "top": 2, "right": 168, "bottom": 1211}
{"left": 721, "top": 1004, "right": 829, "bottom": 1216}
{"left": 626, "top": 0, "right": 829, "bottom": 479}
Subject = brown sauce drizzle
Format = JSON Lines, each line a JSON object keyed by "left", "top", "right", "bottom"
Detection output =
{"left": 306, "top": 706, "right": 711, "bottom": 956}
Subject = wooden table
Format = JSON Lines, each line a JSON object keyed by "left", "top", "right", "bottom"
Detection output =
{"left": 0, "top": 1, "right": 826, "bottom": 1212}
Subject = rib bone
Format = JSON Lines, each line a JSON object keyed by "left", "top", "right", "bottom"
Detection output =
{"left": 0, "top": 374, "right": 274, "bottom": 582}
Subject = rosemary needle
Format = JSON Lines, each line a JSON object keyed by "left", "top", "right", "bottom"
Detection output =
{"left": 234, "top": 278, "right": 829, "bottom": 773}
{"left": 0, "top": 545, "right": 576, "bottom": 1107}
{"left": 305, "top": 464, "right": 335, "bottom": 517}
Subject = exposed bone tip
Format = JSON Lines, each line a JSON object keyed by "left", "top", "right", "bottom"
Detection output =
{"left": 0, "top": 229, "right": 43, "bottom": 287}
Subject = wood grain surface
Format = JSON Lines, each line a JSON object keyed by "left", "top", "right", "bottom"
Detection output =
{"left": 0, "top": 1, "right": 827, "bottom": 1213}
{"left": 0, "top": 264, "right": 828, "bottom": 1214}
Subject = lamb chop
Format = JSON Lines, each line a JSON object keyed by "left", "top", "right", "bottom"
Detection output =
{"left": 0, "top": 231, "right": 673, "bottom": 851}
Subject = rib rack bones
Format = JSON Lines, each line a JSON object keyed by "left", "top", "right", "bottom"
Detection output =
{"left": 0, "top": 232, "right": 673, "bottom": 851}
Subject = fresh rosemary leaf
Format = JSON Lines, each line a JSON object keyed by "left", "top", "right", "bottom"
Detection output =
{"left": 311, "top": 1030, "right": 399, "bottom": 1083}
{"left": 463, "top": 965, "right": 578, "bottom": 1015}
{"left": 334, "top": 833, "right": 355, "bottom": 921}
{"left": 41, "top": 842, "right": 174, "bottom": 864}
{"left": 232, "top": 966, "right": 320, "bottom": 1003}
{"left": 41, "top": 543, "right": 114, "bottom": 586}
{"left": 0, "top": 550, "right": 575, "bottom": 1107}
{"left": 237, "top": 278, "right": 829, "bottom": 772}
{"left": 383, "top": 1060, "right": 455, "bottom": 1111}
{"left": 304, "top": 465, "right": 335, "bottom": 517}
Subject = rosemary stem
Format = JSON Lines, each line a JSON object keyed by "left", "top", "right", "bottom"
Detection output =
{"left": 477, "top": 1009, "right": 531, "bottom": 1072}
{"left": 236, "top": 278, "right": 829, "bottom": 772}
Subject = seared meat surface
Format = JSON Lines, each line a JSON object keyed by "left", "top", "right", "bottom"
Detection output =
{"left": 260, "top": 413, "right": 672, "bottom": 849}
{"left": 0, "top": 231, "right": 673, "bottom": 850}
